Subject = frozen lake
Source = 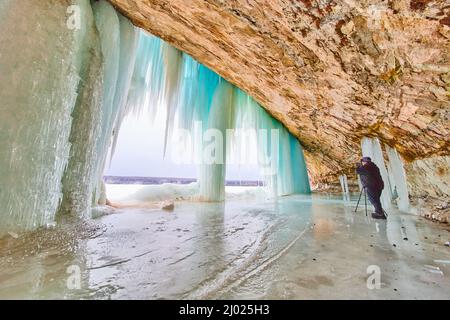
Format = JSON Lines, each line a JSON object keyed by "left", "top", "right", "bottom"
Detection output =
{"left": 0, "top": 186, "right": 449, "bottom": 299}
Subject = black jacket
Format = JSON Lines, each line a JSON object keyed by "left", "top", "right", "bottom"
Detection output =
{"left": 356, "top": 161, "right": 384, "bottom": 190}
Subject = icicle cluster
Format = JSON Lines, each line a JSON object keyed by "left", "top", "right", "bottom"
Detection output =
{"left": 123, "top": 32, "right": 311, "bottom": 201}
{"left": 59, "top": 1, "right": 140, "bottom": 217}
{"left": 385, "top": 145, "right": 409, "bottom": 212}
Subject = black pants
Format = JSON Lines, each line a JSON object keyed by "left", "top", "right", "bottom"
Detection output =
{"left": 366, "top": 187, "right": 383, "bottom": 214}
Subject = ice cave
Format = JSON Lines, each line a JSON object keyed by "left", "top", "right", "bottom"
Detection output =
{"left": 0, "top": 0, "right": 449, "bottom": 300}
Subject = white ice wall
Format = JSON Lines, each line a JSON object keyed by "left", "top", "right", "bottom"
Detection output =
{"left": 0, "top": 0, "right": 91, "bottom": 233}
{"left": 385, "top": 145, "right": 410, "bottom": 212}
{"left": 0, "top": 0, "right": 139, "bottom": 233}
{"left": 59, "top": 1, "right": 104, "bottom": 218}
{"left": 91, "top": 0, "right": 139, "bottom": 206}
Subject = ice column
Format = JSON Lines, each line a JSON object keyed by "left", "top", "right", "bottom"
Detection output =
{"left": 198, "top": 80, "right": 235, "bottom": 201}
{"left": 339, "top": 175, "right": 350, "bottom": 202}
{"left": 91, "top": 1, "right": 139, "bottom": 205}
{"left": 61, "top": 1, "right": 138, "bottom": 217}
{"left": 385, "top": 145, "right": 410, "bottom": 212}
{"left": 109, "top": 14, "right": 140, "bottom": 162}
{"left": 361, "top": 137, "right": 392, "bottom": 210}
{"left": 229, "top": 88, "right": 310, "bottom": 197}
{"left": 0, "top": 0, "right": 90, "bottom": 233}
{"left": 91, "top": 1, "right": 120, "bottom": 205}
{"left": 59, "top": 2, "right": 105, "bottom": 218}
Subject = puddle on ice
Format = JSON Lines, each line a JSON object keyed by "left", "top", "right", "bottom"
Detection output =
{"left": 0, "top": 186, "right": 449, "bottom": 299}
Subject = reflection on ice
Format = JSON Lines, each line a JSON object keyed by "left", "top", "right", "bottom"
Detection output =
{"left": 0, "top": 187, "right": 449, "bottom": 299}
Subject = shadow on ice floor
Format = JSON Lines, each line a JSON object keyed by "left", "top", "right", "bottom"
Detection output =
{"left": 0, "top": 189, "right": 449, "bottom": 299}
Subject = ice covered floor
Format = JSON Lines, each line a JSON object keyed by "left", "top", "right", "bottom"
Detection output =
{"left": 0, "top": 187, "right": 449, "bottom": 299}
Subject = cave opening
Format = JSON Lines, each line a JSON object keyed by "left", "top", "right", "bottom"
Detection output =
{"left": 103, "top": 106, "right": 265, "bottom": 204}
{"left": 102, "top": 29, "right": 311, "bottom": 207}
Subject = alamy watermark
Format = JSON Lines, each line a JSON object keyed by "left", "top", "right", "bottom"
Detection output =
{"left": 366, "top": 265, "right": 381, "bottom": 290}
{"left": 170, "top": 122, "right": 281, "bottom": 175}
{"left": 66, "top": 264, "right": 81, "bottom": 290}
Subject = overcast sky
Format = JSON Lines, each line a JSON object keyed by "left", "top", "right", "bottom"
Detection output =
{"left": 105, "top": 109, "right": 261, "bottom": 180}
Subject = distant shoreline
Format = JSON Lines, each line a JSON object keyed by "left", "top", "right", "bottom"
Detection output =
{"left": 104, "top": 176, "right": 264, "bottom": 187}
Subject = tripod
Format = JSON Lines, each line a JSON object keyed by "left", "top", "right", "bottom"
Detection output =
{"left": 354, "top": 187, "right": 368, "bottom": 216}
{"left": 354, "top": 187, "right": 389, "bottom": 218}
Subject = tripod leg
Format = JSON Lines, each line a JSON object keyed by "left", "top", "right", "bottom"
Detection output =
{"left": 364, "top": 188, "right": 367, "bottom": 216}
{"left": 355, "top": 188, "right": 363, "bottom": 212}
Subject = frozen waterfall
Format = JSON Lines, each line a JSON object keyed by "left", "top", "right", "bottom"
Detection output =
{"left": 0, "top": 0, "right": 310, "bottom": 234}
{"left": 0, "top": 0, "right": 91, "bottom": 232}
{"left": 123, "top": 32, "right": 311, "bottom": 201}
{"left": 60, "top": 1, "right": 139, "bottom": 217}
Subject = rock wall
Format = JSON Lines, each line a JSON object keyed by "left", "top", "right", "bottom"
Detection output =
{"left": 406, "top": 156, "right": 450, "bottom": 222}
{"left": 108, "top": 0, "right": 449, "bottom": 187}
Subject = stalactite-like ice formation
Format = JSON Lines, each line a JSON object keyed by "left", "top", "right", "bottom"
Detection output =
{"left": 59, "top": 1, "right": 104, "bottom": 218}
{"left": 109, "top": 14, "right": 140, "bottom": 163}
{"left": 360, "top": 139, "right": 410, "bottom": 213}
{"left": 91, "top": 1, "right": 139, "bottom": 205}
{"left": 60, "top": 1, "right": 139, "bottom": 216}
{"left": 124, "top": 32, "right": 311, "bottom": 201}
{"left": 230, "top": 89, "right": 311, "bottom": 197}
{"left": 385, "top": 145, "right": 410, "bottom": 212}
{"left": 361, "top": 137, "right": 392, "bottom": 210}
{"left": 339, "top": 175, "right": 350, "bottom": 202}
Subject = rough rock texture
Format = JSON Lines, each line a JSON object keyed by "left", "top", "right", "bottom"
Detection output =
{"left": 108, "top": 0, "right": 448, "bottom": 181}
{"left": 406, "top": 155, "right": 450, "bottom": 222}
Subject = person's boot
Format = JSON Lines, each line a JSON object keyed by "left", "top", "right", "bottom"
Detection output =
{"left": 371, "top": 211, "right": 386, "bottom": 219}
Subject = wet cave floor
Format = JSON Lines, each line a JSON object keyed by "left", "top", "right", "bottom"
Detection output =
{"left": 0, "top": 189, "right": 449, "bottom": 299}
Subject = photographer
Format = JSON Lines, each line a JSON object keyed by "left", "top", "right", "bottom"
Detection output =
{"left": 356, "top": 157, "right": 386, "bottom": 219}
